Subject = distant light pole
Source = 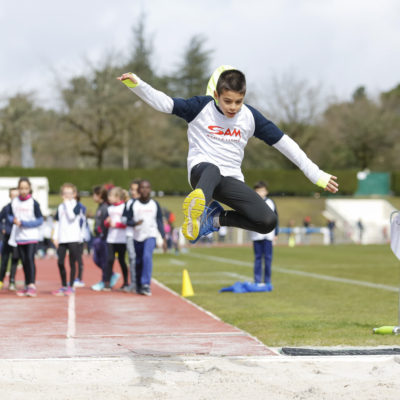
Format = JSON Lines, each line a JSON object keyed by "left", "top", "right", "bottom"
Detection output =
{"left": 21, "top": 130, "right": 35, "bottom": 168}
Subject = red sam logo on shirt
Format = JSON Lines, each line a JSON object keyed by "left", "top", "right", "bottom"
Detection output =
{"left": 208, "top": 125, "right": 241, "bottom": 138}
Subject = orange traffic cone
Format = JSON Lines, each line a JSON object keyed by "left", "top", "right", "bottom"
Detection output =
{"left": 182, "top": 269, "right": 194, "bottom": 297}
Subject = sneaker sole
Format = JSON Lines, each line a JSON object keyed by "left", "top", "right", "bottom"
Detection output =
{"left": 182, "top": 189, "right": 205, "bottom": 240}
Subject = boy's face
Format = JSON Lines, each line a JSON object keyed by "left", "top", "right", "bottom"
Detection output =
{"left": 19, "top": 181, "right": 31, "bottom": 198}
{"left": 255, "top": 187, "right": 268, "bottom": 198}
{"left": 62, "top": 187, "right": 75, "bottom": 201}
{"left": 108, "top": 193, "right": 118, "bottom": 204}
{"left": 139, "top": 181, "right": 151, "bottom": 200}
{"left": 130, "top": 183, "right": 139, "bottom": 199}
{"left": 9, "top": 189, "right": 19, "bottom": 200}
{"left": 214, "top": 89, "right": 244, "bottom": 118}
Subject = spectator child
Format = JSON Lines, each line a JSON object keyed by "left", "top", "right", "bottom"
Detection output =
{"left": 130, "top": 180, "right": 166, "bottom": 296}
{"left": 103, "top": 187, "right": 129, "bottom": 291}
{"left": 11, "top": 177, "right": 43, "bottom": 297}
{"left": 91, "top": 185, "right": 110, "bottom": 291}
{"left": 0, "top": 187, "right": 20, "bottom": 291}
{"left": 123, "top": 179, "right": 140, "bottom": 293}
{"left": 52, "top": 183, "right": 82, "bottom": 296}
{"left": 250, "top": 181, "right": 278, "bottom": 290}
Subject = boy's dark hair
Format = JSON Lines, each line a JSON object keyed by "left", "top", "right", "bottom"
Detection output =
{"left": 93, "top": 185, "right": 109, "bottom": 203}
{"left": 216, "top": 69, "right": 246, "bottom": 95}
{"left": 130, "top": 178, "right": 141, "bottom": 186}
{"left": 139, "top": 179, "right": 151, "bottom": 188}
{"left": 60, "top": 182, "right": 77, "bottom": 195}
{"left": 254, "top": 180, "right": 268, "bottom": 190}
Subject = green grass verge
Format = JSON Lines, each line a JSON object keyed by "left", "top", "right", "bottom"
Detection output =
{"left": 49, "top": 194, "right": 400, "bottom": 227}
{"left": 153, "top": 244, "right": 400, "bottom": 347}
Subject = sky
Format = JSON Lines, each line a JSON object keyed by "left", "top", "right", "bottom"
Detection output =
{"left": 1, "top": 0, "right": 400, "bottom": 108}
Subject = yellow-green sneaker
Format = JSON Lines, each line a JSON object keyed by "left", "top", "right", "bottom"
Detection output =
{"left": 182, "top": 189, "right": 206, "bottom": 241}
{"left": 0, "top": 281, "right": 3, "bottom": 290}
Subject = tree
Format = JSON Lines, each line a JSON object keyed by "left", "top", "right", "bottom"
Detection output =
{"left": 316, "top": 87, "right": 397, "bottom": 170}
{"left": 169, "top": 35, "right": 212, "bottom": 98}
{"left": 60, "top": 59, "right": 127, "bottom": 168}
{"left": 124, "top": 17, "right": 155, "bottom": 83}
{"left": 0, "top": 93, "right": 35, "bottom": 166}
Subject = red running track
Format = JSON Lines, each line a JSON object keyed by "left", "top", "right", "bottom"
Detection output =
{"left": 0, "top": 255, "right": 276, "bottom": 359}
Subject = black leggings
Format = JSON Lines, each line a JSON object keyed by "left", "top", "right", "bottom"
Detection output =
{"left": 18, "top": 243, "right": 37, "bottom": 286}
{"left": 190, "top": 162, "right": 277, "bottom": 234}
{"left": 0, "top": 235, "right": 19, "bottom": 283}
{"left": 57, "top": 242, "right": 81, "bottom": 287}
{"left": 105, "top": 243, "right": 128, "bottom": 285}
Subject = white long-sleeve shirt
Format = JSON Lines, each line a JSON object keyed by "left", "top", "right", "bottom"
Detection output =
{"left": 127, "top": 77, "right": 328, "bottom": 186}
{"left": 11, "top": 195, "right": 43, "bottom": 244}
{"left": 53, "top": 199, "right": 81, "bottom": 244}
{"left": 106, "top": 202, "right": 127, "bottom": 244}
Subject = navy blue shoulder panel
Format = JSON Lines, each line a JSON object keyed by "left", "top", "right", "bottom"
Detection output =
{"left": 246, "top": 104, "right": 284, "bottom": 146}
{"left": 172, "top": 95, "right": 214, "bottom": 123}
{"left": 33, "top": 200, "right": 43, "bottom": 218}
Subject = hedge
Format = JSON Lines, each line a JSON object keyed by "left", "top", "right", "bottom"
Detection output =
{"left": 243, "top": 169, "right": 358, "bottom": 196}
{"left": 0, "top": 166, "right": 363, "bottom": 195}
{"left": 0, "top": 167, "right": 189, "bottom": 194}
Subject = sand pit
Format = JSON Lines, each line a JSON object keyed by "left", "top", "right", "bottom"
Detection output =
{"left": 2, "top": 355, "right": 400, "bottom": 400}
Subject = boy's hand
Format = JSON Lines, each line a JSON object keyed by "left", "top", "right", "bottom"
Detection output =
{"left": 324, "top": 176, "right": 339, "bottom": 194}
{"left": 116, "top": 73, "right": 138, "bottom": 88}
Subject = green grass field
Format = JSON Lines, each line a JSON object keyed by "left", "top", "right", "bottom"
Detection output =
{"left": 48, "top": 193, "right": 400, "bottom": 346}
{"left": 153, "top": 244, "right": 400, "bottom": 347}
{"left": 49, "top": 194, "right": 400, "bottom": 228}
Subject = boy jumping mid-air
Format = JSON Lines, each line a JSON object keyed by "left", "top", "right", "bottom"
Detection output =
{"left": 117, "top": 67, "right": 338, "bottom": 243}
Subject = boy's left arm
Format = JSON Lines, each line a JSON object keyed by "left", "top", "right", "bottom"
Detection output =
{"left": 249, "top": 106, "right": 338, "bottom": 194}
{"left": 273, "top": 135, "right": 338, "bottom": 194}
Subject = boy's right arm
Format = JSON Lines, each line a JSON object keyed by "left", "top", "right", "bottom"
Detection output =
{"left": 117, "top": 72, "right": 174, "bottom": 114}
{"left": 117, "top": 72, "right": 213, "bottom": 123}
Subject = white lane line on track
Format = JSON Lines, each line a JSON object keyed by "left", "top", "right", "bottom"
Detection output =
{"left": 187, "top": 253, "right": 399, "bottom": 292}
{"left": 169, "top": 258, "right": 186, "bottom": 266}
{"left": 67, "top": 293, "right": 76, "bottom": 338}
